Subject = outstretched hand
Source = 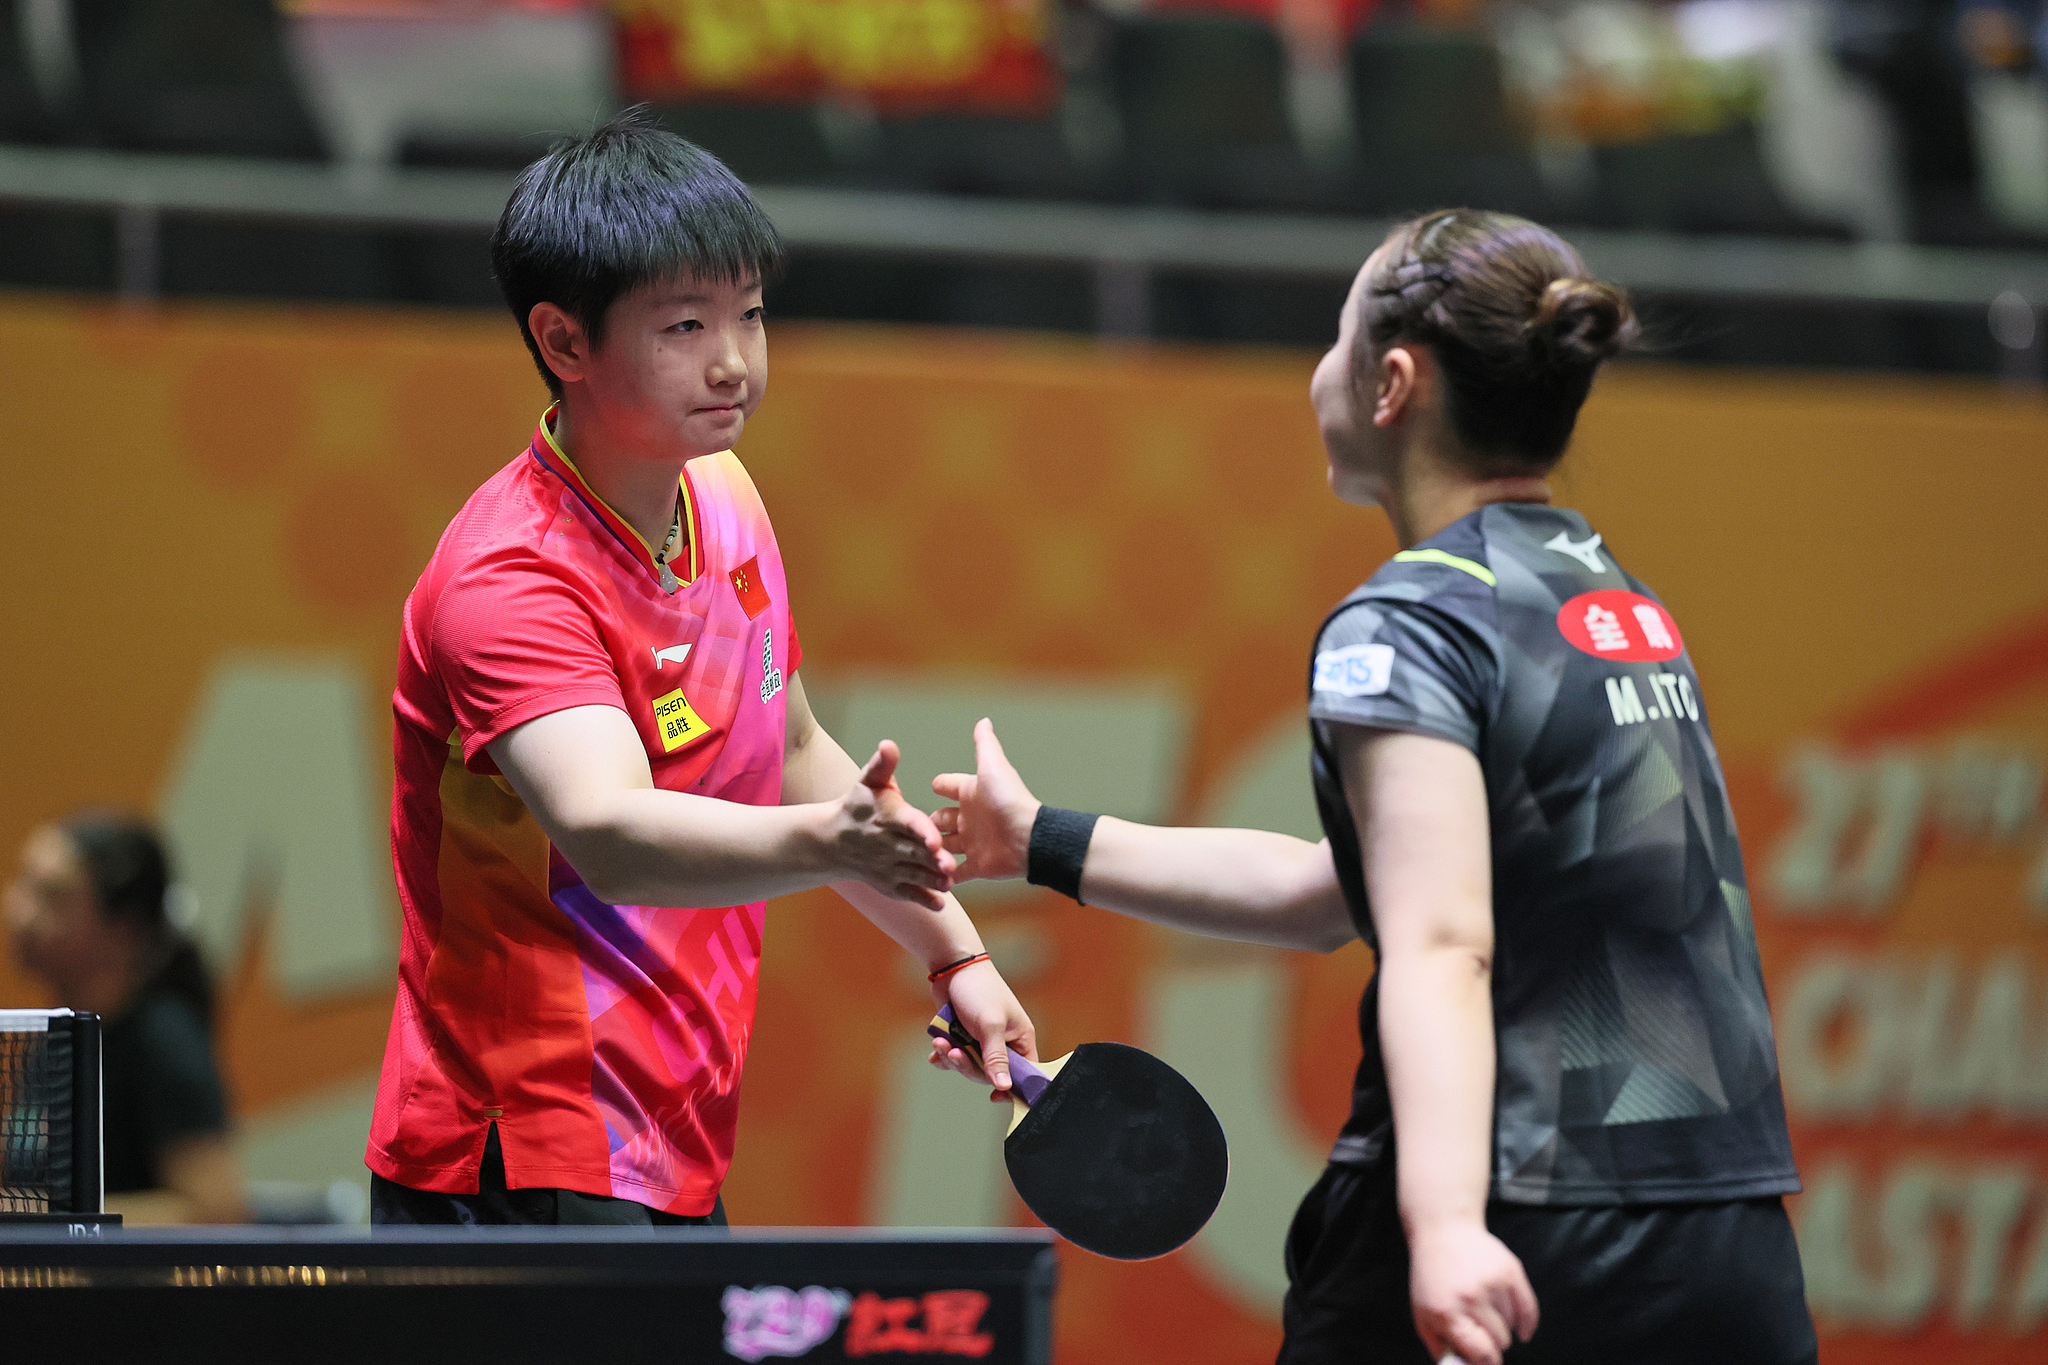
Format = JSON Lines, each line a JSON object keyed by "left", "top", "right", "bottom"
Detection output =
{"left": 827, "top": 740, "right": 956, "bottom": 910}
{"left": 931, "top": 719, "right": 1041, "bottom": 883}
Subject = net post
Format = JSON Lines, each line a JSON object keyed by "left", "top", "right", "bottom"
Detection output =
{"left": 67, "top": 1013, "right": 103, "bottom": 1215}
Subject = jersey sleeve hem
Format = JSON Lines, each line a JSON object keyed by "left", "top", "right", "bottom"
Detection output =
{"left": 1308, "top": 704, "right": 1481, "bottom": 754}
{"left": 461, "top": 687, "right": 631, "bottom": 767}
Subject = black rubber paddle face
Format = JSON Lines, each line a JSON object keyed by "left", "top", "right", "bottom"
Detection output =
{"left": 1002, "top": 1042, "right": 1228, "bottom": 1261}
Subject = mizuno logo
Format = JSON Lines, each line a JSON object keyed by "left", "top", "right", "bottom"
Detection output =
{"left": 1545, "top": 530, "right": 1608, "bottom": 573}
{"left": 652, "top": 644, "right": 692, "bottom": 669}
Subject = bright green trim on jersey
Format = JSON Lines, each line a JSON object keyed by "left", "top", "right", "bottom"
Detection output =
{"left": 1392, "top": 548, "right": 1497, "bottom": 586}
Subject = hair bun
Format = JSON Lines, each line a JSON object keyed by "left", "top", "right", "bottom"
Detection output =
{"left": 1532, "top": 276, "right": 1636, "bottom": 365}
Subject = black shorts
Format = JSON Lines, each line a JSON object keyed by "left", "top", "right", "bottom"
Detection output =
{"left": 370, "top": 1124, "right": 728, "bottom": 1228}
{"left": 1280, "top": 1165, "right": 1817, "bottom": 1365}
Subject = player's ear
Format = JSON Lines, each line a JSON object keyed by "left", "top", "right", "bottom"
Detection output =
{"left": 1373, "top": 345, "right": 1419, "bottom": 428}
{"left": 529, "top": 302, "right": 590, "bottom": 385}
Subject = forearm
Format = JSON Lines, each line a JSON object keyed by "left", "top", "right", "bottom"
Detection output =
{"left": 1378, "top": 944, "right": 1496, "bottom": 1232}
{"left": 833, "top": 879, "right": 984, "bottom": 972}
{"left": 1077, "top": 819, "right": 1355, "bottom": 952}
{"left": 561, "top": 787, "right": 836, "bottom": 908}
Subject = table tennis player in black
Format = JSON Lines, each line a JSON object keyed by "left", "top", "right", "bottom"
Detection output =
{"left": 930, "top": 209, "right": 1816, "bottom": 1365}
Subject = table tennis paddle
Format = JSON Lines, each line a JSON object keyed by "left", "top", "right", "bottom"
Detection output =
{"left": 928, "top": 1004, "right": 1228, "bottom": 1261}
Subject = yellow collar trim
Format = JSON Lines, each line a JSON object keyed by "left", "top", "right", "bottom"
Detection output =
{"left": 539, "top": 403, "right": 700, "bottom": 585}
{"left": 1392, "top": 548, "right": 1497, "bottom": 586}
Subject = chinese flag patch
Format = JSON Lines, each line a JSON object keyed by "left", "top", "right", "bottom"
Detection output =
{"left": 730, "top": 557, "right": 771, "bottom": 620}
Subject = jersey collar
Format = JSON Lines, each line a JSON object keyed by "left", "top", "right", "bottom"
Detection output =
{"left": 528, "top": 403, "right": 702, "bottom": 590}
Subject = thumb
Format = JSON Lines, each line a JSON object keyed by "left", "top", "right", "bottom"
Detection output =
{"left": 976, "top": 1026, "right": 1012, "bottom": 1093}
{"left": 861, "top": 739, "right": 901, "bottom": 792}
{"left": 974, "top": 718, "right": 1014, "bottom": 782}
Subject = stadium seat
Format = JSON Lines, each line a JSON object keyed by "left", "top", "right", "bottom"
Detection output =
{"left": 1111, "top": 13, "right": 1346, "bottom": 211}
{"left": 874, "top": 111, "right": 1120, "bottom": 202}
{"left": 1346, "top": 26, "right": 1553, "bottom": 218}
{"left": 1586, "top": 124, "right": 1846, "bottom": 237}
{"left": 651, "top": 101, "right": 848, "bottom": 186}
{"left": 69, "top": 0, "right": 328, "bottom": 159}
{"left": 0, "top": 0, "right": 72, "bottom": 143}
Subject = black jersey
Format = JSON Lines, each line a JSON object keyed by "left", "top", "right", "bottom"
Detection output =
{"left": 1308, "top": 502, "right": 1798, "bottom": 1205}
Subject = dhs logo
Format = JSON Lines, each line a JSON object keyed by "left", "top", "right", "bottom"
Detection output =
{"left": 1314, "top": 643, "right": 1395, "bottom": 698}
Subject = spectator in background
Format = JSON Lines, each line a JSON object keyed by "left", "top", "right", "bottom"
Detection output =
{"left": 5, "top": 813, "right": 244, "bottom": 1223}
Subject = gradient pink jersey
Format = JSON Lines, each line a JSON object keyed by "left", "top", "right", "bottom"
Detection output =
{"left": 370, "top": 407, "right": 799, "bottom": 1214}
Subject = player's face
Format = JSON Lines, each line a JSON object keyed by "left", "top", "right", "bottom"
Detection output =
{"left": 5, "top": 827, "right": 104, "bottom": 987}
{"left": 1311, "top": 251, "right": 1390, "bottom": 506}
{"left": 588, "top": 274, "right": 768, "bottom": 459}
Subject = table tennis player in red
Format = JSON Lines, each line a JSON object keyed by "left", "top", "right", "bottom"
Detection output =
{"left": 366, "top": 109, "right": 1033, "bottom": 1226}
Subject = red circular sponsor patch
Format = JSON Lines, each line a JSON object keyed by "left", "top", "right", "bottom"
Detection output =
{"left": 1556, "top": 590, "right": 1685, "bottom": 661}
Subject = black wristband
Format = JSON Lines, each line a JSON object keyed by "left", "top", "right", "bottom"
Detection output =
{"left": 1026, "top": 806, "right": 1100, "bottom": 903}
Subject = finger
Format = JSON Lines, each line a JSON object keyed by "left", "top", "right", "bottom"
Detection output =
{"left": 893, "top": 863, "right": 952, "bottom": 892}
{"left": 976, "top": 1028, "right": 1012, "bottom": 1093}
{"left": 895, "top": 837, "right": 951, "bottom": 872}
{"left": 861, "top": 740, "right": 901, "bottom": 792}
{"left": 1467, "top": 1298, "right": 1511, "bottom": 1354}
{"left": 1445, "top": 1319, "right": 1503, "bottom": 1365}
{"left": 894, "top": 883, "right": 947, "bottom": 911}
{"left": 933, "top": 807, "right": 961, "bottom": 834}
{"left": 883, "top": 799, "right": 946, "bottom": 856}
{"left": 939, "top": 1044, "right": 987, "bottom": 1083}
{"left": 973, "top": 718, "right": 1013, "bottom": 779}
{"left": 931, "top": 773, "right": 973, "bottom": 803}
{"left": 1507, "top": 1264, "right": 1539, "bottom": 1341}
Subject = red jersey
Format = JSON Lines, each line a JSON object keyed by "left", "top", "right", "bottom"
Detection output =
{"left": 368, "top": 408, "right": 799, "bottom": 1214}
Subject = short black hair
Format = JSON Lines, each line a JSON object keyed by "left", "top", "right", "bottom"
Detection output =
{"left": 490, "top": 106, "right": 785, "bottom": 398}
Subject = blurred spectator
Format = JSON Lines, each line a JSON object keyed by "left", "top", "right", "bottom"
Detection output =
{"left": 0, "top": 0, "right": 327, "bottom": 156}
{"left": 1829, "top": 0, "right": 1995, "bottom": 241}
{"left": 6, "top": 813, "right": 244, "bottom": 1224}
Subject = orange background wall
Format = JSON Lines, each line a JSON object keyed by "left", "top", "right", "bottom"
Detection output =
{"left": 0, "top": 294, "right": 2043, "bottom": 1363}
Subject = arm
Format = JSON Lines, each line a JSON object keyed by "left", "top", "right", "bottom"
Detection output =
{"left": 103, "top": 1132, "right": 246, "bottom": 1225}
{"left": 1334, "top": 724, "right": 1536, "bottom": 1365}
{"left": 782, "top": 678, "right": 1036, "bottom": 1089}
{"left": 931, "top": 719, "right": 1355, "bottom": 953}
{"left": 489, "top": 701, "right": 953, "bottom": 914}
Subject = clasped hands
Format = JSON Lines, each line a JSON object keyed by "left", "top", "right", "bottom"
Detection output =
{"left": 839, "top": 719, "right": 1044, "bottom": 907}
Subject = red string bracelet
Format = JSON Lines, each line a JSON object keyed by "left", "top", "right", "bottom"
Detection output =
{"left": 928, "top": 952, "right": 991, "bottom": 982}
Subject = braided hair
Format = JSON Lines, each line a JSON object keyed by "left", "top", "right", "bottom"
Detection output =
{"left": 1357, "top": 208, "right": 1637, "bottom": 471}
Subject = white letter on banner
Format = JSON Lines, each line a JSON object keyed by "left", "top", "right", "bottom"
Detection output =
{"left": 158, "top": 655, "right": 395, "bottom": 999}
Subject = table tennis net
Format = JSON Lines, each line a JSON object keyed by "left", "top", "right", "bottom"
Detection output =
{"left": 0, "top": 1010, "right": 100, "bottom": 1216}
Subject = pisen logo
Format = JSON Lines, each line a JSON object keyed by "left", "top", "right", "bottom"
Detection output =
{"left": 1314, "top": 643, "right": 1395, "bottom": 698}
{"left": 653, "top": 687, "right": 711, "bottom": 753}
{"left": 1556, "top": 590, "right": 1684, "bottom": 662}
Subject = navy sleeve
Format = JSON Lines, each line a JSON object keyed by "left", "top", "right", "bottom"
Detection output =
{"left": 131, "top": 997, "right": 230, "bottom": 1153}
{"left": 1309, "top": 598, "right": 1495, "bottom": 752}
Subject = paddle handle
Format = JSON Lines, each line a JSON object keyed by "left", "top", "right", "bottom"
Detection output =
{"left": 928, "top": 1004, "right": 1051, "bottom": 1105}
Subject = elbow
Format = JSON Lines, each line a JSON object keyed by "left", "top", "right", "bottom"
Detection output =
{"left": 549, "top": 812, "right": 641, "bottom": 905}
{"left": 1387, "top": 941, "right": 1493, "bottom": 978}
{"left": 1306, "top": 920, "right": 1359, "bottom": 955}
